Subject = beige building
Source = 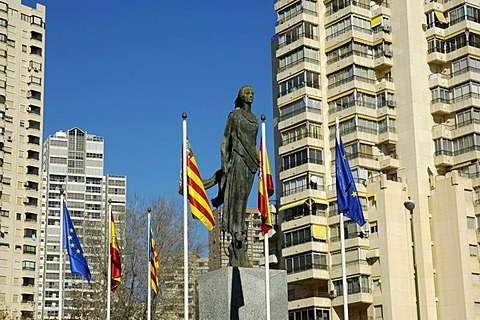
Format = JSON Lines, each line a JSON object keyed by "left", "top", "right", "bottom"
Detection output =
{"left": 271, "top": 0, "right": 480, "bottom": 319}
{"left": 0, "top": 1, "right": 45, "bottom": 319}
{"left": 208, "top": 208, "right": 268, "bottom": 270}
{"left": 157, "top": 253, "right": 208, "bottom": 319}
{"left": 37, "top": 128, "right": 127, "bottom": 319}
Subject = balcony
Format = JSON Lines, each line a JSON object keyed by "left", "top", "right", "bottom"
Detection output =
{"left": 379, "top": 154, "right": 400, "bottom": 170}
{"left": 325, "top": 26, "right": 373, "bottom": 52}
{"left": 378, "top": 126, "right": 397, "bottom": 144}
{"left": 278, "top": 106, "right": 322, "bottom": 131}
{"left": 433, "top": 150, "right": 454, "bottom": 167}
{"left": 373, "top": 51, "right": 393, "bottom": 70}
{"left": 329, "top": 231, "right": 370, "bottom": 252}
{"left": 430, "top": 98, "right": 451, "bottom": 115}
{"left": 330, "top": 260, "right": 371, "bottom": 279}
{"left": 287, "top": 265, "right": 329, "bottom": 283}
{"left": 427, "top": 47, "right": 447, "bottom": 64}
{"left": 331, "top": 288, "right": 373, "bottom": 306}
{"left": 288, "top": 296, "right": 331, "bottom": 310}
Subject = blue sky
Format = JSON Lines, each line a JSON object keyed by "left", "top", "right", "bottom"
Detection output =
{"left": 23, "top": 1, "right": 278, "bottom": 205}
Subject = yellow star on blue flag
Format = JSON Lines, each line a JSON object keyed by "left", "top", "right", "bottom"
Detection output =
{"left": 335, "top": 133, "right": 366, "bottom": 226}
{"left": 63, "top": 200, "right": 91, "bottom": 282}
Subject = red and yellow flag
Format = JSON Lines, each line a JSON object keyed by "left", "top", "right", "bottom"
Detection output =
{"left": 149, "top": 225, "right": 160, "bottom": 295}
{"left": 258, "top": 139, "right": 274, "bottom": 236}
{"left": 179, "top": 140, "right": 215, "bottom": 230}
{"left": 110, "top": 212, "right": 122, "bottom": 292}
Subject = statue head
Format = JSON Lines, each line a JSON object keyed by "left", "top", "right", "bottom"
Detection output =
{"left": 234, "top": 86, "right": 254, "bottom": 108}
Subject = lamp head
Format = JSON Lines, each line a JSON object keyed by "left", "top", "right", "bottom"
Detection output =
{"left": 404, "top": 199, "right": 415, "bottom": 211}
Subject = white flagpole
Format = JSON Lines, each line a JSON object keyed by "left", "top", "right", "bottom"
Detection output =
{"left": 107, "top": 199, "right": 112, "bottom": 320}
{"left": 147, "top": 207, "right": 152, "bottom": 320}
{"left": 59, "top": 190, "right": 65, "bottom": 320}
{"left": 336, "top": 118, "right": 349, "bottom": 320}
{"left": 182, "top": 112, "right": 189, "bottom": 320}
{"left": 261, "top": 116, "right": 271, "bottom": 320}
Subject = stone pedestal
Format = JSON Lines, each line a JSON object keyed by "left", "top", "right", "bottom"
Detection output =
{"left": 197, "top": 267, "right": 287, "bottom": 320}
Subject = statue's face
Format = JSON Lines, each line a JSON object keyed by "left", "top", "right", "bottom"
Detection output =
{"left": 241, "top": 87, "right": 254, "bottom": 104}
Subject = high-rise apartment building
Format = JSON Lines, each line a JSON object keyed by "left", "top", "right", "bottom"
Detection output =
{"left": 0, "top": 1, "right": 45, "bottom": 319}
{"left": 208, "top": 208, "right": 267, "bottom": 269}
{"left": 37, "top": 128, "right": 126, "bottom": 319}
{"left": 272, "top": 0, "right": 480, "bottom": 319}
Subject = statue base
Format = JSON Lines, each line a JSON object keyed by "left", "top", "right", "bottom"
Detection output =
{"left": 197, "top": 267, "right": 287, "bottom": 320}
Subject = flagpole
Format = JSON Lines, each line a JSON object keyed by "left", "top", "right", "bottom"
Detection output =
{"left": 107, "top": 199, "right": 112, "bottom": 320}
{"left": 59, "top": 190, "right": 65, "bottom": 320}
{"left": 261, "top": 115, "right": 271, "bottom": 320}
{"left": 147, "top": 207, "right": 152, "bottom": 320}
{"left": 182, "top": 112, "right": 189, "bottom": 320}
{"left": 336, "top": 118, "right": 349, "bottom": 320}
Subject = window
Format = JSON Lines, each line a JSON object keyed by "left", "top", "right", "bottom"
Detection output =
{"left": 476, "top": 302, "right": 480, "bottom": 316}
{"left": 286, "top": 251, "right": 327, "bottom": 273}
{"left": 468, "top": 216, "right": 476, "bottom": 229}
{"left": 375, "top": 305, "right": 383, "bottom": 319}
{"left": 473, "top": 273, "right": 480, "bottom": 285}
{"left": 370, "top": 221, "right": 378, "bottom": 234}
{"left": 22, "top": 260, "right": 35, "bottom": 271}
{"left": 23, "top": 245, "right": 36, "bottom": 254}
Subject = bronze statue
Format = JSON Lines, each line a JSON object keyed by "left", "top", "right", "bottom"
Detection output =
{"left": 204, "top": 86, "right": 259, "bottom": 267}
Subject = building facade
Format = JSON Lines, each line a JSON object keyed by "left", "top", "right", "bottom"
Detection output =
{"left": 37, "top": 128, "right": 126, "bottom": 319}
{"left": 271, "top": 0, "right": 480, "bottom": 319}
{"left": 0, "top": 1, "right": 45, "bottom": 319}
{"left": 208, "top": 208, "right": 267, "bottom": 270}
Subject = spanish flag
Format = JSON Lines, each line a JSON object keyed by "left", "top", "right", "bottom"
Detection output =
{"left": 258, "top": 139, "right": 274, "bottom": 235}
{"left": 149, "top": 224, "right": 160, "bottom": 295}
{"left": 179, "top": 140, "right": 215, "bottom": 230}
{"left": 110, "top": 212, "right": 122, "bottom": 292}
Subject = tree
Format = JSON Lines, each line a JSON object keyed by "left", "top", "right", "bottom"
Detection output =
{"left": 63, "top": 195, "right": 206, "bottom": 319}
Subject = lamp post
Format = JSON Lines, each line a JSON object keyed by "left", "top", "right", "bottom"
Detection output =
{"left": 404, "top": 198, "right": 420, "bottom": 320}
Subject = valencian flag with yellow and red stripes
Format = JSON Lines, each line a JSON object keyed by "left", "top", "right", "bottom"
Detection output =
{"left": 110, "top": 212, "right": 122, "bottom": 292}
{"left": 149, "top": 223, "right": 160, "bottom": 295}
{"left": 258, "top": 139, "right": 274, "bottom": 236}
{"left": 179, "top": 140, "right": 215, "bottom": 230}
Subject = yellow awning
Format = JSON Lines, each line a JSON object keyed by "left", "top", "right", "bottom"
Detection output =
{"left": 325, "top": 38, "right": 351, "bottom": 53}
{"left": 451, "top": 161, "right": 473, "bottom": 170}
{"left": 278, "top": 197, "right": 329, "bottom": 211}
{"left": 312, "top": 225, "right": 327, "bottom": 240}
{"left": 358, "top": 114, "right": 378, "bottom": 122}
{"left": 327, "top": 89, "right": 355, "bottom": 102}
{"left": 434, "top": 10, "right": 448, "bottom": 24}
{"left": 357, "top": 88, "right": 376, "bottom": 96}
{"left": 278, "top": 95, "right": 303, "bottom": 108}
{"left": 371, "top": 16, "right": 382, "bottom": 28}
{"left": 445, "top": 29, "right": 465, "bottom": 40}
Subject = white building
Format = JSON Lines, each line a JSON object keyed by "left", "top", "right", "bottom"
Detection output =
{"left": 37, "top": 128, "right": 126, "bottom": 319}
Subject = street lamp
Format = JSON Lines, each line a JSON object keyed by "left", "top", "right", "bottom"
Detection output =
{"left": 403, "top": 198, "right": 420, "bottom": 320}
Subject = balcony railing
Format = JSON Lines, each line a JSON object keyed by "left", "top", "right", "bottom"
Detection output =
{"left": 276, "top": 7, "right": 317, "bottom": 26}
{"left": 324, "top": 0, "right": 380, "bottom": 16}
{"left": 283, "top": 183, "right": 325, "bottom": 197}
{"left": 279, "top": 105, "right": 321, "bottom": 122}
{"left": 281, "top": 157, "right": 323, "bottom": 171}
{"left": 287, "top": 262, "right": 328, "bottom": 274}
{"left": 281, "top": 131, "right": 322, "bottom": 146}
{"left": 326, "top": 25, "right": 372, "bottom": 41}
{"left": 278, "top": 81, "right": 321, "bottom": 97}
{"left": 431, "top": 93, "right": 480, "bottom": 105}
{"left": 330, "top": 231, "right": 369, "bottom": 242}
{"left": 327, "top": 49, "right": 374, "bottom": 65}
{"left": 327, "top": 75, "right": 375, "bottom": 89}
{"left": 278, "top": 56, "right": 319, "bottom": 74}
{"left": 329, "top": 99, "right": 377, "bottom": 114}
{"left": 284, "top": 236, "right": 326, "bottom": 248}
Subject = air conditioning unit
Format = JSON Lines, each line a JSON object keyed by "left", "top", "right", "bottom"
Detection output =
{"left": 33, "top": 67, "right": 39, "bottom": 72}
{"left": 27, "top": 67, "right": 32, "bottom": 71}
{"left": 7, "top": 136, "right": 12, "bottom": 142}
{"left": 26, "top": 106, "right": 31, "bottom": 112}
{"left": 26, "top": 91, "right": 32, "bottom": 98}
{"left": 387, "top": 100, "right": 396, "bottom": 107}
{"left": 329, "top": 289, "right": 337, "bottom": 298}
{"left": 383, "top": 25, "right": 391, "bottom": 33}
{"left": 23, "top": 197, "right": 30, "bottom": 204}
{"left": 24, "top": 181, "right": 29, "bottom": 187}
{"left": 384, "top": 50, "right": 393, "bottom": 58}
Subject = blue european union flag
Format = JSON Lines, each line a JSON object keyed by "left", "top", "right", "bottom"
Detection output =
{"left": 63, "top": 201, "right": 91, "bottom": 282}
{"left": 335, "top": 134, "right": 366, "bottom": 226}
